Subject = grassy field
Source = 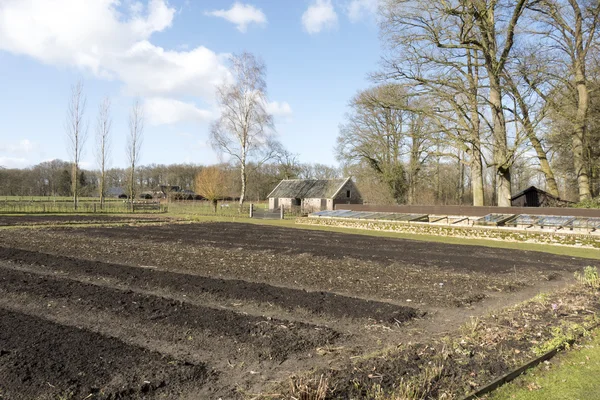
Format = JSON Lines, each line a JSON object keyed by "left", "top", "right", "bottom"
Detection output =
{"left": 490, "top": 331, "right": 600, "bottom": 400}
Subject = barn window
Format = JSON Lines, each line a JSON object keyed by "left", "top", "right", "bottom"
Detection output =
{"left": 346, "top": 190, "right": 351, "bottom": 198}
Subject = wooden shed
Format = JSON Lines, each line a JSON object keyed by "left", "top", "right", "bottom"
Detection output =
{"left": 510, "top": 186, "right": 570, "bottom": 207}
{"left": 267, "top": 178, "right": 362, "bottom": 212}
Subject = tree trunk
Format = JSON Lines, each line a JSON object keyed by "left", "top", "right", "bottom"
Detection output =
{"left": 488, "top": 74, "right": 512, "bottom": 207}
{"left": 99, "top": 164, "right": 105, "bottom": 210}
{"left": 471, "top": 147, "right": 485, "bottom": 206}
{"left": 129, "top": 166, "right": 135, "bottom": 210}
{"left": 458, "top": 151, "right": 464, "bottom": 205}
{"left": 467, "top": 48, "right": 485, "bottom": 206}
{"left": 573, "top": 67, "right": 592, "bottom": 201}
{"left": 511, "top": 83, "right": 560, "bottom": 197}
{"left": 239, "top": 160, "right": 246, "bottom": 209}
{"left": 72, "top": 163, "right": 78, "bottom": 210}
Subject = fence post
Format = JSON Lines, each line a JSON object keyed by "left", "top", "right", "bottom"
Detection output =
{"left": 249, "top": 203, "right": 254, "bottom": 218}
{"left": 280, "top": 205, "right": 284, "bottom": 220}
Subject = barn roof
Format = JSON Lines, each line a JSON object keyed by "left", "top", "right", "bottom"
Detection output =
{"left": 267, "top": 178, "right": 350, "bottom": 199}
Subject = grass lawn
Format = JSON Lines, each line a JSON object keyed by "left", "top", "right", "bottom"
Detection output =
{"left": 490, "top": 332, "right": 600, "bottom": 400}
{"left": 181, "top": 215, "right": 600, "bottom": 261}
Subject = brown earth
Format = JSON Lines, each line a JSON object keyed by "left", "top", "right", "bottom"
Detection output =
{"left": 0, "top": 221, "right": 597, "bottom": 399}
{"left": 0, "top": 214, "right": 168, "bottom": 226}
{"left": 0, "top": 308, "right": 210, "bottom": 400}
{"left": 74, "top": 222, "right": 592, "bottom": 274}
{"left": 0, "top": 247, "right": 418, "bottom": 323}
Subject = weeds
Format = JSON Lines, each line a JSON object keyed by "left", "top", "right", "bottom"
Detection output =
{"left": 289, "top": 374, "right": 329, "bottom": 400}
{"left": 461, "top": 316, "right": 482, "bottom": 337}
{"left": 574, "top": 266, "right": 600, "bottom": 289}
{"left": 532, "top": 322, "right": 589, "bottom": 356}
{"left": 532, "top": 292, "right": 551, "bottom": 305}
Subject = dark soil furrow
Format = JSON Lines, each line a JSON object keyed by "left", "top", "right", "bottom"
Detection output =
{"left": 0, "top": 307, "right": 209, "bottom": 400}
{"left": 76, "top": 222, "right": 592, "bottom": 273}
{"left": 0, "top": 246, "right": 419, "bottom": 323}
{"left": 0, "top": 266, "right": 340, "bottom": 361}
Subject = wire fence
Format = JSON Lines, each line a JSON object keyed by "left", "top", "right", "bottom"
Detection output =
{"left": 167, "top": 201, "right": 256, "bottom": 218}
{"left": 0, "top": 200, "right": 165, "bottom": 214}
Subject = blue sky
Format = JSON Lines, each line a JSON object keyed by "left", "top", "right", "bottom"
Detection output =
{"left": 0, "top": 0, "right": 382, "bottom": 169}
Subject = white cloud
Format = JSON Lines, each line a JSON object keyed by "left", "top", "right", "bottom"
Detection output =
{"left": 0, "top": 157, "right": 29, "bottom": 168}
{"left": 0, "top": 1, "right": 292, "bottom": 128}
{"left": 0, "top": 0, "right": 231, "bottom": 99}
{"left": 266, "top": 101, "right": 293, "bottom": 117}
{"left": 346, "top": 0, "right": 380, "bottom": 22}
{"left": 206, "top": 2, "right": 267, "bottom": 33}
{"left": 145, "top": 97, "right": 214, "bottom": 126}
{"left": 0, "top": 139, "right": 38, "bottom": 154}
{"left": 302, "top": 0, "right": 338, "bottom": 34}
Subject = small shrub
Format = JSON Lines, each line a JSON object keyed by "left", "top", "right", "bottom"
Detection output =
{"left": 574, "top": 266, "right": 600, "bottom": 289}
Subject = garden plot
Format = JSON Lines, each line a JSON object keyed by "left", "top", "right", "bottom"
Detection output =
{"left": 0, "top": 221, "right": 596, "bottom": 398}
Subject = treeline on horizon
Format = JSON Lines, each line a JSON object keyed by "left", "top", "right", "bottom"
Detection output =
{"left": 0, "top": 155, "right": 566, "bottom": 207}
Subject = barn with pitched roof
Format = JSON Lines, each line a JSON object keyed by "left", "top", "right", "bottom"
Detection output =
{"left": 267, "top": 178, "right": 362, "bottom": 212}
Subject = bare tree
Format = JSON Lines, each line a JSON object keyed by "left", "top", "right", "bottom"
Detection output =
{"left": 382, "top": 0, "right": 529, "bottom": 206}
{"left": 95, "top": 97, "right": 111, "bottom": 209}
{"left": 65, "top": 80, "right": 88, "bottom": 210}
{"left": 528, "top": 0, "right": 600, "bottom": 201}
{"left": 503, "top": 64, "right": 560, "bottom": 197}
{"left": 336, "top": 84, "right": 432, "bottom": 203}
{"left": 210, "top": 52, "right": 279, "bottom": 208}
{"left": 127, "top": 100, "right": 144, "bottom": 205}
{"left": 195, "top": 166, "right": 227, "bottom": 212}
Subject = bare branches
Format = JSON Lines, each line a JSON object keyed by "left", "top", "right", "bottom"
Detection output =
{"left": 64, "top": 80, "right": 88, "bottom": 209}
{"left": 96, "top": 97, "right": 111, "bottom": 208}
{"left": 127, "top": 99, "right": 144, "bottom": 202}
{"left": 210, "top": 52, "right": 279, "bottom": 206}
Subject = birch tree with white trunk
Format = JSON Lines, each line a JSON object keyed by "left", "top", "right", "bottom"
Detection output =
{"left": 210, "top": 52, "right": 278, "bottom": 208}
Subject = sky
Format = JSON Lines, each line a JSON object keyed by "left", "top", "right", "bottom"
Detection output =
{"left": 0, "top": 0, "right": 383, "bottom": 170}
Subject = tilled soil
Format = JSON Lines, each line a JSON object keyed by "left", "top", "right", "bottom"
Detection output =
{"left": 76, "top": 222, "right": 592, "bottom": 273}
{"left": 0, "top": 246, "right": 418, "bottom": 323}
{"left": 0, "top": 308, "right": 209, "bottom": 400}
{"left": 0, "top": 224, "right": 569, "bottom": 308}
{"left": 0, "top": 266, "right": 340, "bottom": 362}
{"left": 0, "top": 221, "right": 596, "bottom": 399}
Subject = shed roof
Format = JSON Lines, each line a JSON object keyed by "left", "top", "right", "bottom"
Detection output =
{"left": 510, "top": 186, "right": 557, "bottom": 201}
{"left": 267, "top": 178, "right": 350, "bottom": 199}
